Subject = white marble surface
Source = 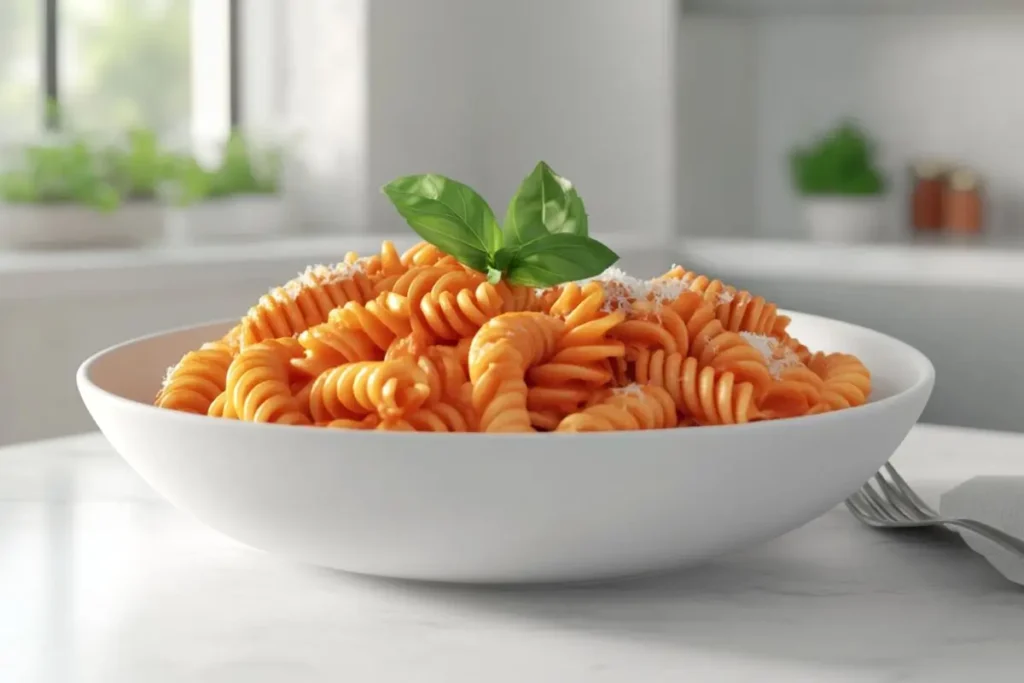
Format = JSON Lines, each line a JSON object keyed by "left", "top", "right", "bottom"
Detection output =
{"left": 2, "top": 425, "right": 1024, "bottom": 683}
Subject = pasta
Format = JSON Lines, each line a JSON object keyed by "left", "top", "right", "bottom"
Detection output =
{"left": 529, "top": 282, "right": 626, "bottom": 425}
{"left": 154, "top": 240, "right": 872, "bottom": 431}
{"left": 224, "top": 341, "right": 310, "bottom": 425}
{"left": 557, "top": 385, "right": 678, "bottom": 432}
{"left": 309, "top": 358, "right": 431, "bottom": 422}
{"left": 157, "top": 341, "right": 234, "bottom": 415}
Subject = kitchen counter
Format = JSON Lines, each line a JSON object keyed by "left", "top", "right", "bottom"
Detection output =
{"left": 3, "top": 424, "right": 1024, "bottom": 682}
{"left": 679, "top": 236, "right": 1024, "bottom": 289}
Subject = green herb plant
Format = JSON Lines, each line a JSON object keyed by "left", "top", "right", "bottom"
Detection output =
{"left": 790, "top": 121, "right": 886, "bottom": 196}
{"left": 168, "top": 131, "right": 283, "bottom": 207}
{"left": 0, "top": 139, "right": 120, "bottom": 211}
{"left": 383, "top": 161, "right": 618, "bottom": 287}
{"left": 165, "top": 154, "right": 214, "bottom": 207}
{"left": 214, "top": 130, "right": 281, "bottom": 196}
{"left": 103, "top": 127, "right": 174, "bottom": 201}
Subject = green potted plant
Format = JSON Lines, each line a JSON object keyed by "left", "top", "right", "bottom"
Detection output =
{"left": 790, "top": 121, "right": 887, "bottom": 242}
{"left": 0, "top": 138, "right": 129, "bottom": 249}
{"left": 100, "top": 126, "right": 172, "bottom": 245}
{"left": 164, "top": 131, "right": 287, "bottom": 244}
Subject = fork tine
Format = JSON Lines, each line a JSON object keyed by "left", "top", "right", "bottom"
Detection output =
{"left": 857, "top": 484, "right": 900, "bottom": 523}
{"left": 872, "top": 472, "right": 927, "bottom": 522}
{"left": 847, "top": 489, "right": 881, "bottom": 520}
{"left": 860, "top": 480, "right": 901, "bottom": 522}
{"left": 883, "top": 463, "right": 939, "bottom": 516}
{"left": 845, "top": 492, "right": 883, "bottom": 525}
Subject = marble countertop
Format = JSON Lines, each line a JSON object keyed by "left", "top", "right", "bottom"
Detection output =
{"left": 3, "top": 425, "right": 1024, "bottom": 683}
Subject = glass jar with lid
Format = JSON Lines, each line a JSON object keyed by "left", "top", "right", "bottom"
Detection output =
{"left": 910, "top": 160, "right": 947, "bottom": 231}
{"left": 943, "top": 168, "right": 984, "bottom": 234}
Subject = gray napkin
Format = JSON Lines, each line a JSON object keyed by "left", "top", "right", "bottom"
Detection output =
{"left": 940, "top": 476, "right": 1024, "bottom": 586}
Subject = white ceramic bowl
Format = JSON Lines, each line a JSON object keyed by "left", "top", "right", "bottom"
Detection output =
{"left": 78, "top": 312, "right": 934, "bottom": 584}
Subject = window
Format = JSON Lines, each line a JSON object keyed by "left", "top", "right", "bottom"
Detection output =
{"left": 0, "top": 0, "right": 41, "bottom": 137}
{"left": 60, "top": 0, "right": 194, "bottom": 137}
{"left": 4, "top": 0, "right": 238, "bottom": 139}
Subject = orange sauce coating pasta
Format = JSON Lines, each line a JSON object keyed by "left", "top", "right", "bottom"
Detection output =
{"left": 155, "top": 241, "right": 871, "bottom": 430}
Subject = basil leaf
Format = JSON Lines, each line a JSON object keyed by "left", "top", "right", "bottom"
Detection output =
{"left": 382, "top": 174, "right": 502, "bottom": 267}
{"left": 503, "top": 161, "right": 589, "bottom": 249}
{"left": 505, "top": 233, "right": 619, "bottom": 287}
{"left": 489, "top": 247, "right": 514, "bottom": 271}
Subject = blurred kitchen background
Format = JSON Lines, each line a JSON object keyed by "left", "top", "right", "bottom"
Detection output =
{"left": 0, "top": 0, "right": 1020, "bottom": 445}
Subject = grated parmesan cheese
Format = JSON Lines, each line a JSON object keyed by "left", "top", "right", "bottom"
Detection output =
{"left": 581, "top": 266, "right": 695, "bottom": 314}
{"left": 281, "top": 259, "right": 368, "bottom": 299}
{"left": 740, "top": 332, "right": 775, "bottom": 364}
{"left": 740, "top": 332, "right": 801, "bottom": 379}
{"left": 331, "top": 258, "right": 368, "bottom": 280}
{"left": 668, "top": 264, "right": 733, "bottom": 306}
{"left": 612, "top": 383, "right": 645, "bottom": 397}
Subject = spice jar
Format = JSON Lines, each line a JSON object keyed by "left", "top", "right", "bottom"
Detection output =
{"left": 943, "top": 168, "right": 984, "bottom": 234}
{"left": 910, "top": 161, "right": 946, "bottom": 231}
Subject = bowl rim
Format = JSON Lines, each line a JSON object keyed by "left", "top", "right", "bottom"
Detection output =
{"left": 77, "top": 311, "right": 935, "bottom": 441}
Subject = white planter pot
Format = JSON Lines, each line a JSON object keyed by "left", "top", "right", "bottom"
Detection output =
{"left": 801, "top": 197, "right": 884, "bottom": 243}
{"left": 164, "top": 195, "right": 289, "bottom": 245}
{"left": 110, "top": 202, "right": 164, "bottom": 245}
{"left": 0, "top": 202, "right": 162, "bottom": 250}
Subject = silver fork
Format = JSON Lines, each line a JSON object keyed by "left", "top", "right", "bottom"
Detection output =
{"left": 846, "top": 463, "right": 1024, "bottom": 559}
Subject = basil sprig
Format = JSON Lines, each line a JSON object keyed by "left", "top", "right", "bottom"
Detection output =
{"left": 382, "top": 162, "right": 617, "bottom": 287}
{"left": 504, "top": 161, "right": 589, "bottom": 248}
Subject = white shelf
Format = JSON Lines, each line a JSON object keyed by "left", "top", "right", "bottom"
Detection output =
{"left": 684, "top": 0, "right": 1024, "bottom": 15}
{"left": 680, "top": 237, "right": 1024, "bottom": 289}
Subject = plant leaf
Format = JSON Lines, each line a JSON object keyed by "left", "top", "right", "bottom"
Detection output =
{"left": 490, "top": 246, "right": 514, "bottom": 271}
{"left": 504, "top": 161, "right": 588, "bottom": 249}
{"left": 383, "top": 174, "right": 502, "bottom": 268}
{"left": 487, "top": 267, "right": 503, "bottom": 285}
{"left": 505, "top": 233, "right": 618, "bottom": 287}
{"left": 790, "top": 121, "right": 885, "bottom": 196}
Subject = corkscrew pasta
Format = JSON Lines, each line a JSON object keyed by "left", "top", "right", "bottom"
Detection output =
{"left": 154, "top": 241, "right": 872, "bottom": 431}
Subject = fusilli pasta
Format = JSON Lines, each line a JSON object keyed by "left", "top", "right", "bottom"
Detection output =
{"left": 156, "top": 341, "right": 234, "bottom": 415}
{"left": 154, "top": 241, "right": 871, "bottom": 431}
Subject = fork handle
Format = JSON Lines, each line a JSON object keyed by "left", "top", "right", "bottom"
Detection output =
{"left": 943, "top": 518, "right": 1024, "bottom": 559}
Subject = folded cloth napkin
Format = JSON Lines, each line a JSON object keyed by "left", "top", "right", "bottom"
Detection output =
{"left": 940, "top": 476, "right": 1024, "bottom": 586}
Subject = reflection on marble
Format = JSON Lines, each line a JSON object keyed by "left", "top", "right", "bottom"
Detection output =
{"left": 2, "top": 428, "right": 1024, "bottom": 683}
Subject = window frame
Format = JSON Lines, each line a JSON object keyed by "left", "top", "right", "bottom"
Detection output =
{"left": 40, "top": 0, "right": 242, "bottom": 133}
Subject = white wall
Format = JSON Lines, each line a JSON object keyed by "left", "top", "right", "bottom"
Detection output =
{"left": 467, "top": 0, "right": 677, "bottom": 242}
{"left": 678, "top": 12, "right": 1024, "bottom": 239}
{"left": 677, "top": 17, "right": 757, "bottom": 238}
{"left": 283, "top": 0, "right": 369, "bottom": 234}
{"left": 367, "top": 0, "right": 477, "bottom": 233}
{"left": 286, "top": 0, "right": 679, "bottom": 241}
{"left": 759, "top": 14, "right": 1024, "bottom": 239}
